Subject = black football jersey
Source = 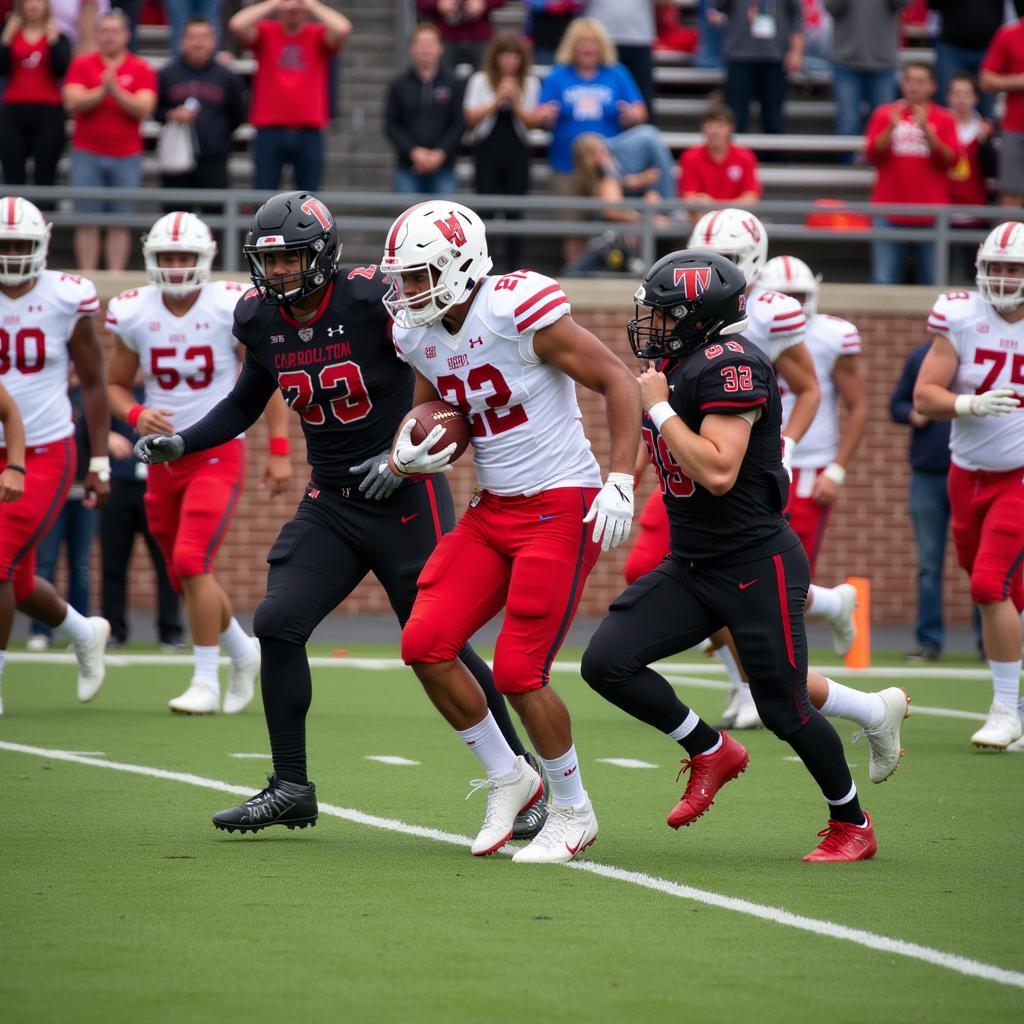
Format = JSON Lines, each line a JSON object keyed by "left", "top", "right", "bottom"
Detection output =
{"left": 643, "top": 338, "right": 791, "bottom": 561}
{"left": 233, "top": 266, "right": 414, "bottom": 489}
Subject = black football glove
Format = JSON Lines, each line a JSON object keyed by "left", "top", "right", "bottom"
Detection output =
{"left": 135, "top": 433, "right": 185, "bottom": 464}
{"left": 350, "top": 449, "right": 404, "bottom": 500}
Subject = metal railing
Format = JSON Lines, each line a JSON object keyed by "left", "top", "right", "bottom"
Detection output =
{"left": 13, "top": 185, "right": 1024, "bottom": 284}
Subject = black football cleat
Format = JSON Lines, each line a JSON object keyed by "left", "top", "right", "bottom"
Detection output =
{"left": 213, "top": 775, "right": 318, "bottom": 834}
{"left": 512, "top": 753, "right": 548, "bottom": 841}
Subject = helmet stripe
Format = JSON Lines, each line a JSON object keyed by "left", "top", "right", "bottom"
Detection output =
{"left": 4, "top": 197, "right": 17, "bottom": 226}
{"left": 782, "top": 255, "right": 792, "bottom": 282}
{"left": 171, "top": 211, "right": 185, "bottom": 241}
{"left": 998, "top": 222, "right": 1019, "bottom": 249}
{"left": 386, "top": 202, "right": 429, "bottom": 253}
{"left": 703, "top": 209, "right": 724, "bottom": 243}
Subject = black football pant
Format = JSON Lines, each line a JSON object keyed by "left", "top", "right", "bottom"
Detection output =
{"left": 582, "top": 541, "right": 858, "bottom": 809}
{"left": 252, "top": 476, "right": 526, "bottom": 785}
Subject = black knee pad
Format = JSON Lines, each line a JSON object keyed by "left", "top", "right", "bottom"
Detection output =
{"left": 253, "top": 595, "right": 284, "bottom": 641}
{"left": 753, "top": 693, "right": 803, "bottom": 739}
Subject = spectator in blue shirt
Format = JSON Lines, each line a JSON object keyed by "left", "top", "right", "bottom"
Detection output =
{"left": 536, "top": 16, "right": 647, "bottom": 263}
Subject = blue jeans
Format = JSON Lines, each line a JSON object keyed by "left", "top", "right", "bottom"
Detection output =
{"left": 393, "top": 167, "right": 458, "bottom": 196}
{"left": 253, "top": 128, "right": 324, "bottom": 193}
{"left": 608, "top": 124, "right": 676, "bottom": 201}
{"left": 695, "top": 0, "right": 725, "bottom": 70}
{"left": 832, "top": 65, "right": 898, "bottom": 138}
{"left": 29, "top": 499, "right": 97, "bottom": 640}
{"left": 69, "top": 149, "right": 143, "bottom": 213}
{"left": 163, "top": 0, "right": 222, "bottom": 54}
{"left": 934, "top": 41, "right": 993, "bottom": 120}
{"left": 871, "top": 218, "right": 935, "bottom": 285}
{"left": 725, "top": 61, "right": 786, "bottom": 135}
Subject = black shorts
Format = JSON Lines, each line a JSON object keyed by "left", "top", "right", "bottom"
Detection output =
{"left": 596, "top": 540, "right": 811, "bottom": 734}
{"left": 261, "top": 477, "right": 457, "bottom": 645}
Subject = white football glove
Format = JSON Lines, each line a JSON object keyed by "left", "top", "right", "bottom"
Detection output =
{"left": 390, "top": 419, "right": 457, "bottom": 476}
{"left": 583, "top": 472, "right": 634, "bottom": 552}
{"left": 781, "top": 435, "right": 796, "bottom": 482}
{"left": 954, "top": 388, "right": 1020, "bottom": 417}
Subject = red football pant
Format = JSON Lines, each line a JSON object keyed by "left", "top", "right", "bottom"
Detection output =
{"left": 144, "top": 439, "right": 246, "bottom": 594}
{"left": 624, "top": 489, "right": 670, "bottom": 584}
{"left": 402, "top": 487, "right": 601, "bottom": 694}
{"left": 0, "top": 437, "right": 74, "bottom": 601}
{"left": 787, "top": 467, "right": 833, "bottom": 577}
{"left": 948, "top": 463, "right": 1024, "bottom": 610}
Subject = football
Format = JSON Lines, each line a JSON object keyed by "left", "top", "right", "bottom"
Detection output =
{"left": 406, "top": 400, "right": 472, "bottom": 464}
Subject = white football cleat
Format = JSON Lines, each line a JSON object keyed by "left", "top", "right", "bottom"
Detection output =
{"left": 168, "top": 679, "right": 219, "bottom": 715}
{"left": 74, "top": 617, "right": 110, "bottom": 702}
{"left": 970, "top": 701, "right": 1023, "bottom": 749}
{"left": 223, "top": 636, "right": 260, "bottom": 714}
{"left": 468, "top": 755, "right": 544, "bottom": 856}
{"left": 714, "top": 687, "right": 742, "bottom": 729}
{"left": 826, "top": 583, "right": 857, "bottom": 657}
{"left": 853, "top": 686, "right": 910, "bottom": 783}
{"left": 26, "top": 633, "right": 49, "bottom": 652}
{"left": 732, "top": 690, "right": 763, "bottom": 730}
{"left": 512, "top": 797, "right": 598, "bottom": 864}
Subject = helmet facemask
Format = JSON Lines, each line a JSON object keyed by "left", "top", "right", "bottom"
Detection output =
{"left": 381, "top": 250, "right": 473, "bottom": 328}
{"left": 976, "top": 260, "right": 1024, "bottom": 311}
{"left": 628, "top": 297, "right": 747, "bottom": 360}
{"left": 0, "top": 227, "right": 49, "bottom": 287}
{"left": 245, "top": 237, "right": 337, "bottom": 306}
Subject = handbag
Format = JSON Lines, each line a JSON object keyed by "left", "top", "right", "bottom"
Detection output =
{"left": 155, "top": 120, "right": 197, "bottom": 175}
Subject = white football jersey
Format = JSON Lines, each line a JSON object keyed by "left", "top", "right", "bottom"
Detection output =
{"left": 927, "top": 290, "right": 1024, "bottom": 471}
{"left": 0, "top": 269, "right": 99, "bottom": 447}
{"left": 781, "top": 313, "right": 862, "bottom": 468}
{"left": 393, "top": 271, "right": 602, "bottom": 496}
{"left": 106, "top": 280, "right": 248, "bottom": 434}
{"left": 744, "top": 285, "right": 806, "bottom": 363}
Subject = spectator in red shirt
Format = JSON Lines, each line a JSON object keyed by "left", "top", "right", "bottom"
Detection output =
{"left": 229, "top": 0, "right": 351, "bottom": 192}
{"left": 678, "top": 103, "right": 761, "bottom": 212}
{"left": 0, "top": 0, "right": 72, "bottom": 192}
{"left": 416, "top": 0, "right": 505, "bottom": 72}
{"left": 980, "top": 14, "right": 1024, "bottom": 207}
{"left": 865, "top": 61, "right": 959, "bottom": 284}
{"left": 62, "top": 9, "right": 156, "bottom": 271}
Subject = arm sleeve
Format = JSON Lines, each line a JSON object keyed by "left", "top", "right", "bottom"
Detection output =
{"left": 178, "top": 351, "right": 278, "bottom": 453}
{"left": 889, "top": 348, "right": 922, "bottom": 423}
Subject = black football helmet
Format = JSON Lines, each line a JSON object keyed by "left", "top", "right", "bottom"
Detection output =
{"left": 243, "top": 191, "right": 341, "bottom": 305}
{"left": 627, "top": 249, "right": 748, "bottom": 359}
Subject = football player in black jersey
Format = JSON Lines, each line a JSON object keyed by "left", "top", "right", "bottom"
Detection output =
{"left": 135, "top": 191, "right": 543, "bottom": 837}
{"left": 581, "top": 251, "right": 879, "bottom": 862}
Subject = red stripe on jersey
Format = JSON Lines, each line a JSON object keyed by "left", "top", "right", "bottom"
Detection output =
{"left": 999, "top": 222, "right": 1018, "bottom": 248}
{"left": 516, "top": 295, "right": 567, "bottom": 332}
{"left": 700, "top": 397, "right": 768, "bottom": 411}
{"left": 772, "top": 308, "right": 803, "bottom": 322}
{"left": 703, "top": 209, "right": 724, "bottom": 243}
{"left": 841, "top": 341, "right": 861, "bottom": 349}
{"left": 931, "top": 311, "right": 947, "bottom": 320}
{"left": 105, "top": 314, "right": 118, "bottom": 326}
{"left": 385, "top": 202, "right": 429, "bottom": 253}
{"left": 770, "top": 319, "right": 806, "bottom": 334}
{"left": 927, "top": 321, "right": 949, "bottom": 333}
{"left": 514, "top": 282, "right": 561, "bottom": 317}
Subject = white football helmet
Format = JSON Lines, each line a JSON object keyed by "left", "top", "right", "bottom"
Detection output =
{"left": 380, "top": 201, "right": 493, "bottom": 328}
{"left": 758, "top": 254, "right": 822, "bottom": 318}
{"left": 0, "top": 196, "right": 50, "bottom": 286}
{"left": 143, "top": 211, "right": 217, "bottom": 297}
{"left": 688, "top": 208, "right": 768, "bottom": 286}
{"left": 976, "top": 221, "right": 1024, "bottom": 311}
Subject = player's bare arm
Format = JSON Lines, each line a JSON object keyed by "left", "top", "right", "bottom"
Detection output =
{"left": 260, "top": 388, "right": 293, "bottom": 496}
{"left": 107, "top": 338, "right": 175, "bottom": 437}
{"left": 813, "top": 353, "right": 867, "bottom": 506}
{"left": 68, "top": 313, "right": 110, "bottom": 507}
{"left": 915, "top": 334, "right": 1021, "bottom": 419}
{"left": 0, "top": 382, "right": 26, "bottom": 502}
{"left": 532, "top": 315, "right": 641, "bottom": 475}
{"left": 637, "top": 367, "right": 752, "bottom": 496}
{"left": 774, "top": 341, "right": 821, "bottom": 443}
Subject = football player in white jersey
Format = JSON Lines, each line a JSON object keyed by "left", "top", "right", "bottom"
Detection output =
{"left": 106, "top": 212, "right": 292, "bottom": 715}
{"left": 0, "top": 196, "right": 111, "bottom": 714}
{"left": 916, "top": 221, "right": 1024, "bottom": 749}
{"left": 382, "top": 200, "right": 641, "bottom": 863}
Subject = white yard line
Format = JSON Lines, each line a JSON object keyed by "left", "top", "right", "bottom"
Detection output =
{"left": 229, "top": 752, "right": 272, "bottom": 759}
{"left": 1, "top": 740, "right": 1021, "bottom": 992}
{"left": 597, "top": 758, "right": 659, "bottom": 769}
{"left": 365, "top": 755, "right": 421, "bottom": 766}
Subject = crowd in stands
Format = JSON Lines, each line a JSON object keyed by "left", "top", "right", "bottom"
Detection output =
{"left": 1, "top": 0, "right": 1024, "bottom": 280}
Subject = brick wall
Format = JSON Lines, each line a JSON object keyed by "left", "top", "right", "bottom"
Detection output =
{"left": 93, "top": 283, "right": 974, "bottom": 628}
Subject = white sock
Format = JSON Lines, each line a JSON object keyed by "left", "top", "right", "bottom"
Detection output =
{"left": 540, "top": 745, "right": 586, "bottom": 807}
{"left": 826, "top": 780, "right": 858, "bottom": 808}
{"left": 220, "top": 618, "right": 253, "bottom": 663}
{"left": 55, "top": 605, "right": 94, "bottom": 645}
{"left": 457, "top": 712, "right": 518, "bottom": 779}
{"left": 807, "top": 583, "right": 843, "bottom": 620}
{"left": 714, "top": 644, "right": 743, "bottom": 686}
{"left": 819, "top": 677, "right": 884, "bottom": 729}
{"left": 989, "top": 660, "right": 1021, "bottom": 711}
{"left": 0, "top": 649, "right": 6, "bottom": 681}
{"left": 668, "top": 709, "right": 700, "bottom": 741}
{"left": 193, "top": 645, "right": 220, "bottom": 691}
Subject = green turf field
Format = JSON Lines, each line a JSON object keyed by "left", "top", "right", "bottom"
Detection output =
{"left": 2, "top": 645, "right": 1022, "bottom": 1024}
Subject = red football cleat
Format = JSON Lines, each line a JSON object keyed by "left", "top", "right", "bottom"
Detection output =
{"left": 666, "top": 731, "right": 749, "bottom": 829}
{"left": 802, "top": 812, "right": 878, "bottom": 863}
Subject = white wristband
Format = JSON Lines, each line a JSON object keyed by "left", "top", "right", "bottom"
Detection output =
{"left": 953, "top": 394, "right": 974, "bottom": 417}
{"left": 822, "top": 462, "right": 846, "bottom": 486}
{"left": 88, "top": 456, "right": 111, "bottom": 483}
{"left": 648, "top": 401, "right": 677, "bottom": 432}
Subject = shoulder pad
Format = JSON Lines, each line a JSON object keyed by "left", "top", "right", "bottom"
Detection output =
{"left": 928, "top": 289, "right": 981, "bottom": 337}
{"left": 485, "top": 271, "right": 570, "bottom": 336}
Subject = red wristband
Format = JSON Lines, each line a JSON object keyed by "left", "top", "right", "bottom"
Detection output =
{"left": 127, "top": 404, "right": 145, "bottom": 428}
{"left": 269, "top": 436, "right": 290, "bottom": 457}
